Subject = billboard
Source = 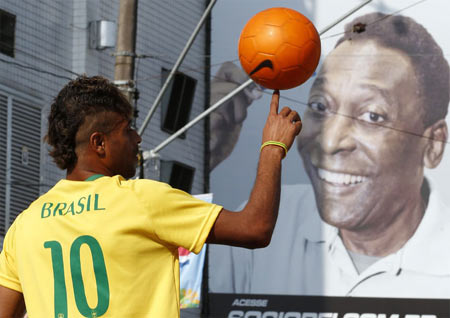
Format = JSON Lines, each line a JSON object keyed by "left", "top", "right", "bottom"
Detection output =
{"left": 208, "top": 0, "right": 450, "bottom": 316}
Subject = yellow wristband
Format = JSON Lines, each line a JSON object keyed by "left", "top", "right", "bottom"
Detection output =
{"left": 260, "top": 141, "right": 288, "bottom": 158}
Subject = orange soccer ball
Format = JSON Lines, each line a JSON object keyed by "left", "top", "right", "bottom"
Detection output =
{"left": 238, "top": 7, "right": 321, "bottom": 90}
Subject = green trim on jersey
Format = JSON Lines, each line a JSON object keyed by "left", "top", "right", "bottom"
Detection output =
{"left": 85, "top": 174, "right": 105, "bottom": 182}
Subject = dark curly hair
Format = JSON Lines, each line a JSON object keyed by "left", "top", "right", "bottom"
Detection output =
{"left": 335, "top": 12, "right": 449, "bottom": 127}
{"left": 45, "top": 75, "right": 132, "bottom": 171}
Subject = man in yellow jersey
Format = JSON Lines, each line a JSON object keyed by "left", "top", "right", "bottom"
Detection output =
{"left": 0, "top": 75, "right": 302, "bottom": 317}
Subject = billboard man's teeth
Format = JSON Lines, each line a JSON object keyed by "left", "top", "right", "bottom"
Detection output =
{"left": 317, "top": 168, "right": 366, "bottom": 185}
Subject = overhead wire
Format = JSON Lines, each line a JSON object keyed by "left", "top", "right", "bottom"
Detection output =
{"left": 133, "top": 0, "right": 433, "bottom": 81}
{"left": 320, "top": 0, "right": 429, "bottom": 41}
{"left": 0, "top": 1, "right": 447, "bottom": 192}
{"left": 12, "top": 45, "right": 80, "bottom": 77}
{"left": 259, "top": 90, "right": 450, "bottom": 145}
{"left": 0, "top": 0, "right": 445, "bottom": 146}
{"left": 0, "top": 56, "right": 73, "bottom": 80}
{"left": 0, "top": 0, "right": 434, "bottom": 83}
{"left": 0, "top": 0, "right": 436, "bottom": 87}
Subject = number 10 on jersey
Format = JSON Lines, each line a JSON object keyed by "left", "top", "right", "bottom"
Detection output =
{"left": 45, "top": 235, "right": 110, "bottom": 318}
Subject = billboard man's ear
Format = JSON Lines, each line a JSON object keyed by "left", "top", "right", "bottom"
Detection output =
{"left": 423, "top": 119, "right": 448, "bottom": 169}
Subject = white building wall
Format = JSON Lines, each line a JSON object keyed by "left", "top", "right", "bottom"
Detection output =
{"left": 133, "top": 0, "right": 209, "bottom": 195}
{"left": 0, "top": 0, "right": 75, "bottom": 220}
{"left": 75, "top": 0, "right": 209, "bottom": 195}
{"left": 0, "top": 0, "right": 210, "bottom": 235}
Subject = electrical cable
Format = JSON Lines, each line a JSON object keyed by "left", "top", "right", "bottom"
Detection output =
{"left": 0, "top": 0, "right": 444, "bottom": 146}
{"left": 321, "top": 0, "right": 429, "bottom": 41}
{"left": 0, "top": 56, "right": 73, "bottom": 80}
{"left": 259, "top": 90, "right": 450, "bottom": 145}
{"left": 12, "top": 46, "right": 80, "bottom": 77}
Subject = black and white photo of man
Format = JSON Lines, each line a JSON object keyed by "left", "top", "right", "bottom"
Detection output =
{"left": 209, "top": 12, "right": 450, "bottom": 298}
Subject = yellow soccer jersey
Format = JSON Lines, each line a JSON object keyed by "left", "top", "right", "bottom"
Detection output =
{"left": 0, "top": 175, "right": 222, "bottom": 318}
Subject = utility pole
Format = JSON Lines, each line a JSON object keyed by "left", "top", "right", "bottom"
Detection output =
{"left": 114, "top": 0, "right": 139, "bottom": 103}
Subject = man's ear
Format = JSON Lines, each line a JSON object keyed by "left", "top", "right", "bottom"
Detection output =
{"left": 89, "top": 132, "right": 106, "bottom": 156}
{"left": 423, "top": 119, "right": 448, "bottom": 169}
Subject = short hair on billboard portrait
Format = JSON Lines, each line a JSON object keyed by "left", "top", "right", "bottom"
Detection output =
{"left": 335, "top": 12, "right": 450, "bottom": 127}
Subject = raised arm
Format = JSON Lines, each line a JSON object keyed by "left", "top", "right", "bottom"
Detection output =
{"left": 207, "top": 90, "right": 302, "bottom": 248}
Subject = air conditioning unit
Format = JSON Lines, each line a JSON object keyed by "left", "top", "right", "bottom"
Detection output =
{"left": 89, "top": 20, "right": 116, "bottom": 50}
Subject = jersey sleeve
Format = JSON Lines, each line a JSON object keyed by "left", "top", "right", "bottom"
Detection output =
{"left": 133, "top": 180, "right": 222, "bottom": 253}
{"left": 0, "top": 220, "right": 22, "bottom": 292}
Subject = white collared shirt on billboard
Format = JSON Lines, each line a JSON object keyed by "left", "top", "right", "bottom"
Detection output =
{"left": 209, "top": 182, "right": 450, "bottom": 298}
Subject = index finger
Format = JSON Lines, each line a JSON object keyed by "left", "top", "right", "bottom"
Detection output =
{"left": 270, "top": 90, "right": 280, "bottom": 115}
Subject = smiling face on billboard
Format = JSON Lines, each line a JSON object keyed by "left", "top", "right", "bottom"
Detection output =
{"left": 297, "top": 40, "right": 431, "bottom": 240}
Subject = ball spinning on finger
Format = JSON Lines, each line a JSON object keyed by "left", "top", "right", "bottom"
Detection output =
{"left": 238, "top": 7, "right": 321, "bottom": 90}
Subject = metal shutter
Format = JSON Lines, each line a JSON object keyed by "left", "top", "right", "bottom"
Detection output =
{"left": 0, "top": 93, "right": 41, "bottom": 238}
{"left": 0, "top": 95, "right": 7, "bottom": 236}
{"left": 9, "top": 99, "right": 41, "bottom": 221}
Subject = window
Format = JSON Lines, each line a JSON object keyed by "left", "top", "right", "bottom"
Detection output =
{"left": 0, "top": 9, "right": 16, "bottom": 57}
{"left": 160, "top": 69, "right": 197, "bottom": 138}
{"left": 160, "top": 160, "right": 195, "bottom": 193}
